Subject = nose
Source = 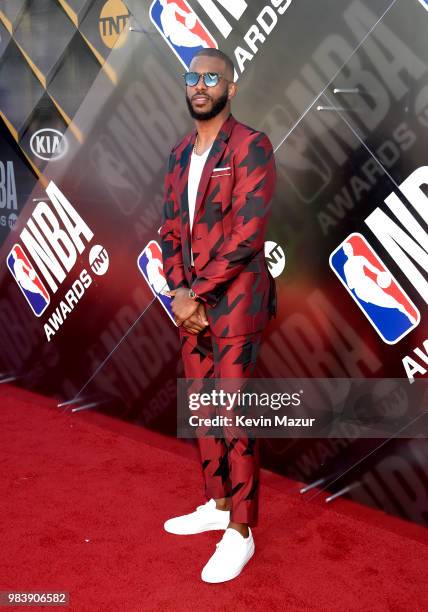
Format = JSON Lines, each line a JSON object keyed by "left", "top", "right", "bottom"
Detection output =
{"left": 195, "top": 76, "right": 207, "bottom": 91}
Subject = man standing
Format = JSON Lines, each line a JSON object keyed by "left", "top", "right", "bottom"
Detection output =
{"left": 159, "top": 48, "right": 277, "bottom": 583}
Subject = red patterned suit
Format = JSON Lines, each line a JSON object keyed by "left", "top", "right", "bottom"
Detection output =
{"left": 160, "top": 112, "right": 277, "bottom": 527}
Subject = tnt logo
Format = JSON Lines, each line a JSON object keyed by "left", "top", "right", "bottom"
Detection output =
{"left": 264, "top": 240, "right": 285, "bottom": 278}
{"left": 330, "top": 233, "right": 420, "bottom": 344}
{"left": 149, "top": 0, "right": 217, "bottom": 70}
{"left": 99, "top": 0, "right": 130, "bottom": 49}
{"left": 137, "top": 240, "right": 177, "bottom": 326}
{"left": 7, "top": 244, "right": 50, "bottom": 317}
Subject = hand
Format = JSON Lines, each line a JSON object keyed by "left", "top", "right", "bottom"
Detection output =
{"left": 166, "top": 287, "right": 200, "bottom": 325}
{"left": 182, "top": 302, "right": 209, "bottom": 334}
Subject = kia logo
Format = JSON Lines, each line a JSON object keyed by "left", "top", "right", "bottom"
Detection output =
{"left": 30, "top": 129, "right": 68, "bottom": 161}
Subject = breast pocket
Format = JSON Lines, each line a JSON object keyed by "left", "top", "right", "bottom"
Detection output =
{"left": 210, "top": 166, "right": 232, "bottom": 178}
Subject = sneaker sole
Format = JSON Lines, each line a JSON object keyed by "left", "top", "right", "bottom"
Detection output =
{"left": 164, "top": 521, "right": 229, "bottom": 535}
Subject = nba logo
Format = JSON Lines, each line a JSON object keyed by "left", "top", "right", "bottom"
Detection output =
{"left": 329, "top": 233, "right": 420, "bottom": 344}
{"left": 149, "top": 0, "right": 217, "bottom": 69}
{"left": 137, "top": 240, "right": 177, "bottom": 326}
{"left": 7, "top": 244, "right": 50, "bottom": 317}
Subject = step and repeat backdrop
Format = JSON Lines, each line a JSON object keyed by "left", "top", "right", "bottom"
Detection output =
{"left": 1, "top": 0, "right": 427, "bottom": 526}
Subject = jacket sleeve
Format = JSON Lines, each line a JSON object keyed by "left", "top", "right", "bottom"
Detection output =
{"left": 190, "top": 131, "right": 276, "bottom": 307}
{"left": 159, "top": 150, "right": 188, "bottom": 291}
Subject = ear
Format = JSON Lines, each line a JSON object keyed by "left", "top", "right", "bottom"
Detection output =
{"left": 228, "top": 82, "right": 237, "bottom": 100}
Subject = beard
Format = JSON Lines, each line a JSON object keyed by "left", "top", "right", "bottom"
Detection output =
{"left": 185, "top": 89, "right": 229, "bottom": 120}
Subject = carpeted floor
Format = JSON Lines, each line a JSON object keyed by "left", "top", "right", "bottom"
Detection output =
{"left": 0, "top": 384, "right": 427, "bottom": 611}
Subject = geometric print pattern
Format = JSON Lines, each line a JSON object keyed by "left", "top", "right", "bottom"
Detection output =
{"left": 160, "top": 112, "right": 278, "bottom": 337}
{"left": 179, "top": 317, "right": 264, "bottom": 527}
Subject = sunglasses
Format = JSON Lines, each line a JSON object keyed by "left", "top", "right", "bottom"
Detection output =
{"left": 182, "top": 72, "right": 227, "bottom": 87}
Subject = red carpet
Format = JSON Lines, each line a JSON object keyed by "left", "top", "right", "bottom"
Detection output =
{"left": 0, "top": 384, "right": 427, "bottom": 611}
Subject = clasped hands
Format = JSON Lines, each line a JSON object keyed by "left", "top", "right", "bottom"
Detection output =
{"left": 165, "top": 287, "right": 209, "bottom": 334}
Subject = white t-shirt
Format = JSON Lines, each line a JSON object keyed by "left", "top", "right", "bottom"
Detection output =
{"left": 188, "top": 143, "right": 213, "bottom": 265}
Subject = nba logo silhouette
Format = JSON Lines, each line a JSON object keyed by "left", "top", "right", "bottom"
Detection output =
{"left": 137, "top": 240, "right": 177, "bottom": 326}
{"left": 149, "top": 0, "right": 217, "bottom": 69}
{"left": 7, "top": 244, "right": 50, "bottom": 317}
{"left": 329, "top": 233, "right": 420, "bottom": 344}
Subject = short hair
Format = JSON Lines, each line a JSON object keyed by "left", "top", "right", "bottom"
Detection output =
{"left": 191, "top": 48, "right": 235, "bottom": 81}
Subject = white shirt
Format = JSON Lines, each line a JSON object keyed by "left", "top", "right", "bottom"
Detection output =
{"left": 188, "top": 143, "right": 213, "bottom": 265}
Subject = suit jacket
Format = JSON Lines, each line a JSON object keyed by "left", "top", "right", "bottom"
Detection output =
{"left": 159, "top": 112, "right": 277, "bottom": 337}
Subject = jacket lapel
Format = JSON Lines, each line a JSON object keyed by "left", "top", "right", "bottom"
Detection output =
{"left": 172, "top": 114, "right": 237, "bottom": 266}
{"left": 189, "top": 113, "right": 236, "bottom": 238}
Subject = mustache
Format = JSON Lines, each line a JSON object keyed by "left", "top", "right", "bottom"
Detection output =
{"left": 192, "top": 94, "right": 210, "bottom": 100}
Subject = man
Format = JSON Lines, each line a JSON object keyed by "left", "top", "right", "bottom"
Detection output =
{"left": 159, "top": 48, "right": 277, "bottom": 583}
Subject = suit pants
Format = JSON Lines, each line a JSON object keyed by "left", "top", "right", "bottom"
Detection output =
{"left": 179, "top": 320, "right": 263, "bottom": 527}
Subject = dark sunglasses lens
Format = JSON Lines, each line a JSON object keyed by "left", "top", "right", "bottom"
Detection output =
{"left": 185, "top": 72, "right": 199, "bottom": 86}
{"left": 204, "top": 73, "right": 219, "bottom": 86}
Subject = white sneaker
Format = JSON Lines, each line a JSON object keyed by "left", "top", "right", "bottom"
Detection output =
{"left": 163, "top": 498, "right": 230, "bottom": 535}
{"left": 201, "top": 527, "right": 255, "bottom": 583}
